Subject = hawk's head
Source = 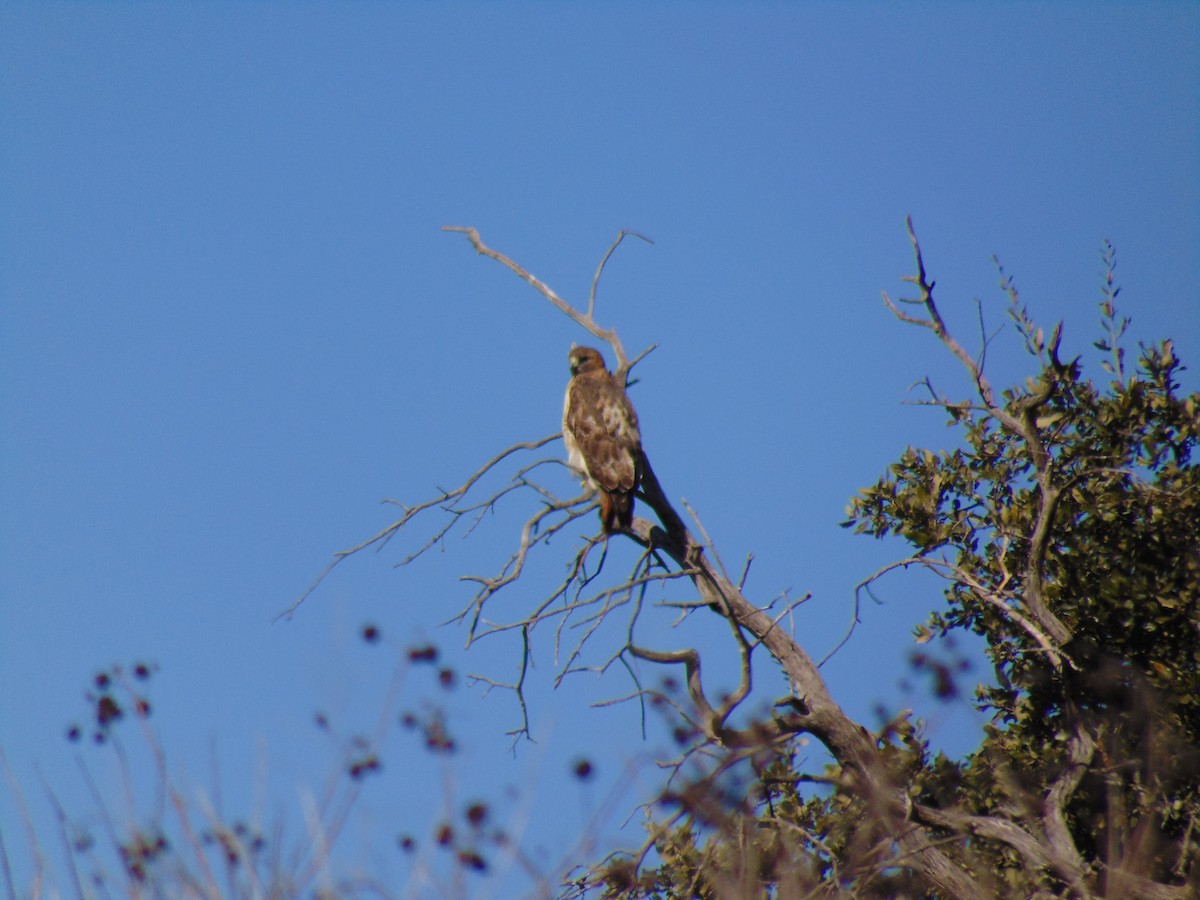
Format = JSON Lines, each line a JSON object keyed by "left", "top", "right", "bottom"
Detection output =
{"left": 568, "top": 346, "right": 607, "bottom": 377}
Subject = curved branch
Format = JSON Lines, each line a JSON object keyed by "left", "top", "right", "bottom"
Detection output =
{"left": 628, "top": 645, "right": 720, "bottom": 740}
{"left": 883, "top": 217, "right": 1072, "bottom": 648}
{"left": 589, "top": 229, "right": 654, "bottom": 323}
{"left": 624, "top": 454, "right": 979, "bottom": 897}
{"left": 1041, "top": 715, "right": 1095, "bottom": 894}
{"left": 444, "top": 225, "right": 632, "bottom": 373}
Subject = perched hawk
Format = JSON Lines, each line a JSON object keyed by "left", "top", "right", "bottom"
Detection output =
{"left": 562, "top": 346, "right": 642, "bottom": 533}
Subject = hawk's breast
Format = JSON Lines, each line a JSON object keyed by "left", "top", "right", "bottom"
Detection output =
{"left": 564, "top": 372, "right": 640, "bottom": 492}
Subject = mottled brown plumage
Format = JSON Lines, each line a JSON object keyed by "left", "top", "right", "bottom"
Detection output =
{"left": 562, "top": 346, "right": 642, "bottom": 532}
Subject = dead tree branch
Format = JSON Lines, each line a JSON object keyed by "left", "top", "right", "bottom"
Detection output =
{"left": 297, "top": 227, "right": 1008, "bottom": 898}
{"left": 439, "top": 227, "right": 980, "bottom": 898}
{"left": 280, "top": 433, "right": 563, "bottom": 621}
{"left": 882, "top": 216, "right": 1072, "bottom": 649}
{"left": 589, "top": 229, "right": 654, "bottom": 322}
{"left": 444, "top": 225, "right": 636, "bottom": 378}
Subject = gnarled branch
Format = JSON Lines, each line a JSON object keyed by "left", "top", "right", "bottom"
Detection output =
{"left": 883, "top": 216, "right": 1072, "bottom": 648}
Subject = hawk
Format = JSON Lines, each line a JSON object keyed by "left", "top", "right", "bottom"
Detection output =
{"left": 562, "top": 346, "right": 643, "bottom": 533}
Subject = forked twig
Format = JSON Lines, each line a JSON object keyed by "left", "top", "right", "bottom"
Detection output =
{"left": 279, "top": 433, "right": 562, "bottom": 620}
{"left": 589, "top": 229, "right": 654, "bottom": 321}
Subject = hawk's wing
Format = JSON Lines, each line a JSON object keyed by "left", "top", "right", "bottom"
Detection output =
{"left": 564, "top": 376, "right": 640, "bottom": 493}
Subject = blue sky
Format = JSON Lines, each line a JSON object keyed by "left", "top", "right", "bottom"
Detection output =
{"left": 2, "top": 2, "right": 1197, "bottom": 895}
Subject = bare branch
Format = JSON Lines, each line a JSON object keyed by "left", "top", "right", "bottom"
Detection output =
{"left": 467, "top": 625, "right": 533, "bottom": 742}
{"left": 443, "top": 225, "right": 631, "bottom": 372}
{"left": 913, "top": 803, "right": 1058, "bottom": 877}
{"left": 2, "top": 750, "right": 45, "bottom": 898}
{"left": 588, "top": 229, "right": 654, "bottom": 321}
{"left": 456, "top": 492, "right": 596, "bottom": 642}
{"left": 737, "top": 554, "right": 754, "bottom": 591}
{"left": 279, "top": 432, "right": 562, "bottom": 621}
{"left": 846, "top": 555, "right": 1067, "bottom": 672}
{"left": 748, "top": 592, "right": 812, "bottom": 653}
{"left": 820, "top": 558, "right": 915, "bottom": 668}
{"left": 626, "top": 342, "right": 659, "bottom": 380}
{"left": 628, "top": 471, "right": 978, "bottom": 896}
{"left": 628, "top": 645, "right": 719, "bottom": 738}
{"left": 422, "top": 228, "right": 990, "bottom": 897}
{"left": 886, "top": 217, "right": 1072, "bottom": 649}
{"left": 1041, "top": 716, "right": 1096, "bottom": 894}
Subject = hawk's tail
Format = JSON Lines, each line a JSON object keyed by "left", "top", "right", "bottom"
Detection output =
{"left": 601, "top": 490, "right": 635, "bottom": 533}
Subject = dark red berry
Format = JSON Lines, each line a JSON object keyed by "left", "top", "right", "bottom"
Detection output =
{"left": 465, "top": 803, "right": 488, "bottom": 827}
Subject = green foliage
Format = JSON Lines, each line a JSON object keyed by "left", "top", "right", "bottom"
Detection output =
{"left": 593, "top": 250, "right": 1200, "bottom": 897}
{"left": 847, "top": 286, "right": 1199, "bottom": 721}
{"left": 844, "top": 279, "right": 1200, "bottom": 892}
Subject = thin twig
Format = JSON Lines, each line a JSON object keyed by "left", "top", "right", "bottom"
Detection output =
{"left": 278, "top": 433, "right": 562, "bottom": 620}
{"left": 589, "top": 229, "right": 654, "bottom": 321}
